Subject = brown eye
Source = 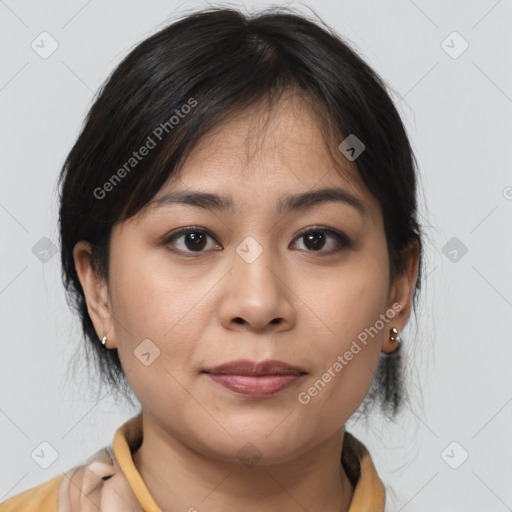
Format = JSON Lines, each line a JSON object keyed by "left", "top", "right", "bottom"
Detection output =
{"left": 162, "top": 225, "right": 351, "bottom": 258}
{"left": 163, "top": 227, "right": 221, "bottom": 256}
{"left": 180, "top": 231, "right": 208, "bottom": 251}
{"left": 303, "top": 232, "right": 327, "bottom": 250}
{"left": 291, "top": 228, "right": 351, "bottom": 255}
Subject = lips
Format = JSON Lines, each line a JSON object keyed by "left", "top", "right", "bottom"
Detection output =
{"left": 203, "top": 359, "right": 307, "bottom": 376}
{"left": 202, "top": 359, "right": 307, "bottom": 398}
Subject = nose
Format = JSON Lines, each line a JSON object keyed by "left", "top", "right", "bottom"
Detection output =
{"left": 217, "top": 240, "right": 296, "bottom": 333}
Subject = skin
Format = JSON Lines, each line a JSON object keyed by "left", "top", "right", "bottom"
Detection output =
{"left": 74, "top": 92, "right": 420, "bottom": 512}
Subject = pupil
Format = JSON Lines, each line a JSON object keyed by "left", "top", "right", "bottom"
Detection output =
{"left": 186, "top": 232, "right": 206, "bottom": 250}
{"left": 305, "top": 232, "right": 324, "bottom": 250}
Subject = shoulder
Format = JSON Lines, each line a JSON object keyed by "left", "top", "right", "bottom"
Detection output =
{"left": 0, "top": 473, "right": 64, "bottom": 512}
{"left": 0, "top": 445, "right": 118, "bottom": 512}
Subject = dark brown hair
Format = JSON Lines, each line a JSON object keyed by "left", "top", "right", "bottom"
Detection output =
{"left": 58, "top": 6, "right": 424, "bottom": 418}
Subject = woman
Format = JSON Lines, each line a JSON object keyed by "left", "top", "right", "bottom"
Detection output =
{"left": 1, "top": 5, "right": 422, "bottom": 511}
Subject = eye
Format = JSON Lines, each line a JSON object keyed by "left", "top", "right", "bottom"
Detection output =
{"left": 163, "top": 227, "right": 221, "bottom": 256}
{"left": 162, "top": 225, "right": 351, "bottom": 257}
{"left": 290, "top": 227, "right": 351, "bottom": 255}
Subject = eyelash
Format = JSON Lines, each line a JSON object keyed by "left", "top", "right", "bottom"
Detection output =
{"left": 162, "top": 225, "right": 352, "bottom": 258}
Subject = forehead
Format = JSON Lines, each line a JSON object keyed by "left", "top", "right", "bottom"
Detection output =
{"left": 174, "top": 93, "right": 358, "bottom": 185}
{"left": 145, "top": 93, "right": 380, "bottom": 221}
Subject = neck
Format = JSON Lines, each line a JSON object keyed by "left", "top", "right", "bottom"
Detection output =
{"left": 132, "top": 413, "right": 355, "bottom": 512}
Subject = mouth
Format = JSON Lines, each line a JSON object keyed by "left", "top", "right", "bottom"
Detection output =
{"left": 201, "top": 359, "right": 307, "bottom": 398}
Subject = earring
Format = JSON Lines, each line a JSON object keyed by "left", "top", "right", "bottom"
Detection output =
{"left": 101, "top": 335, "right": 107, "bottom": 346}
{"left": 389, "top": 327, "right": 400, "bottom": 343}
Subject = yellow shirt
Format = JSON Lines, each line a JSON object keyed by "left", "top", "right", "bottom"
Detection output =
{"left": 0, "top": 413, "right": 385, "bottom": 511}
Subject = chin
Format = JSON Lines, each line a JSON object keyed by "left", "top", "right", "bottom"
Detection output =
{"left": 188, "top": 418, "right": 325, "bottom": 467}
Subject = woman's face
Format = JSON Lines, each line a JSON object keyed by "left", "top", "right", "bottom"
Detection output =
{"left": 76, "top": 94, "right": 417, "bottom": 464}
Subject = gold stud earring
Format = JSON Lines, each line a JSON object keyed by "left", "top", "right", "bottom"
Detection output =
{"left": 101, "top": 335, "right": 107, "bottom": 346}
{"left": 389, "top": 327, "right": 400, "bottom": 343}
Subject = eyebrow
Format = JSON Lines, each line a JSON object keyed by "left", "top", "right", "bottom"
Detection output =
{"left": 147, "top": 187, "right": 367, "bottom": 216}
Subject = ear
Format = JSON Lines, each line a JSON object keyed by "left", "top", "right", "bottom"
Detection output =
{"left": 382, "top": 238, "right": 420, "bottom": 354}
{"left": 73, "top": 241, "right": 117, "bottom": 349}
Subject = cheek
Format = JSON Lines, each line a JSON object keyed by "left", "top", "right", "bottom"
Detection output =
{"left": 300, "top": 237, "right": 390, "bottom": 347}
{"left": 294, "top": 242, "right": 389, "bottom": 417}
{"left": 107, "top": 241, "right": 211, "bottom": 390}
{"left": 109, "top": 238, "right": 204, "bottom": 338}
{"left": 296, "top": 298, "right": 385, "bottom": 428}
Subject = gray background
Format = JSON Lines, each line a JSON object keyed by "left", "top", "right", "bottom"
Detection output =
{"left": 1, "top": 1, "right": 511, "bottom": 510}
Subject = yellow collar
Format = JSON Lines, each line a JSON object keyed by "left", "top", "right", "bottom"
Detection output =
{"left": 58, "top": 413, "right": 385, "bottom": 511}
